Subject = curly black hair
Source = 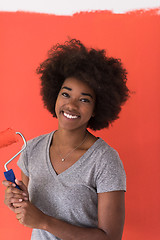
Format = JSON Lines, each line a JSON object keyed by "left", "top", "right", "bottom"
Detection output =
{"left": 36, "top": 39, "right": 130, "bottom": 130}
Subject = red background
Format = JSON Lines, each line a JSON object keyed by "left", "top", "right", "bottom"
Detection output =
{"left": 0, "top": 9, "right": 160, "bottom": 239}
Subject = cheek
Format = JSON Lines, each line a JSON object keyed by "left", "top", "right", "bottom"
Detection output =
{"left": 55, "top": 96, "right": 66, "bottom": 117}
{"left": 55, "top": 97, "right": 60, "bottom": 115}
{"left": 83, "top": 105, "right": 95, "bottom": 119}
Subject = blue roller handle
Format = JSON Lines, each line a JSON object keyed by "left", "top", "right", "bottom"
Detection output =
{"left": 4, "top": 169, "right": 20, "bottom": 189}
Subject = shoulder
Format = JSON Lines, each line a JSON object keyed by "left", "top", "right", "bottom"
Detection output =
{"left": 94, "top": 139, "right": 126, "bottom": 192}
{"left": 93, "top": 138, "right": 119, "bottom": 159}
{"left": 94, "top": 138, "right": 125, "bottom": 174}
{"left": 26, "top": 131, "right": 54, "bottom": 153}
{"left": 17, "top": 131, "right": 55, "bottom": 176}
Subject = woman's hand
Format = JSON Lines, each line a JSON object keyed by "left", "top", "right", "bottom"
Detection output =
{"left": 13, "top": 200, "right": 47, "bottom": 229}
{"left": 2, "top": 179, "right": 29, "bottom": 212}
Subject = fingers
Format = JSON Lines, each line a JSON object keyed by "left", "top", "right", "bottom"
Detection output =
{"left": 6, "top": 185, "right": 21, "bottom": 194}
{"left": 5, "top": 185, "right": 28, "bottom": 198}
{"left": 3, "top": 179, "right": 29, "bottom": 212}
{"left": 13, "top": 201, "right": 27, "bottom": 209}
{"left": 10, "top": 194, "right": 28, "bottom": 204}
{"left": 14, "top": 201, "right": 29, "bottom": 225}
{"left": 2, "top": 180, "right": 16, "bottom": 188}
{"left": 3, "top": 179, "right": 29, "bottom": 197}
{"left": 16, "top": 211, "right": 24, "bottom": 223}
{"left": 15, "top": 179, "right": 28, "bottom": 193}
{"left": 4, "top": 189, "right": 27, "bottom": 210}
{"left": 3, "top": 179, "right": 28, "bottom": 195}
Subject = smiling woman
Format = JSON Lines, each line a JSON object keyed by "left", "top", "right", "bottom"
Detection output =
{"left": 37, "top": 39, "right": 129, "bottom": 130}
{"left": 3, "top": 39, "right": 130, "bottom": 240}
{"left": 55, "top": 77, "right": 95, "bottom": 132}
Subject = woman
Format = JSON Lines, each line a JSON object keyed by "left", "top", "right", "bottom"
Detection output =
{"left": 3, "top": 39, "right": 130, "bottom": 240}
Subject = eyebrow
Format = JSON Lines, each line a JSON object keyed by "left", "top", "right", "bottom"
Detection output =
{"left": 61, "top": 86, "right": 93, "bottom": 99}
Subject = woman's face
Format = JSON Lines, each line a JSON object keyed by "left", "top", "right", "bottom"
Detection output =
{"left": 55, "top": 77, "right": 95, "bottom": 131}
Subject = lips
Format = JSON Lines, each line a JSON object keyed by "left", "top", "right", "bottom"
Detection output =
{"left": 61, "top": 110, "right": 80, "bottom": 120}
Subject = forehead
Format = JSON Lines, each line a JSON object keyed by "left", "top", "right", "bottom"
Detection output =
{"left": 62, "top": 77, "right": 95, "bottom": 96}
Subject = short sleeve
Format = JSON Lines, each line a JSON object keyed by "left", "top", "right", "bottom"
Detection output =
{"left": 96, "top": 148, "right": 126, "bottom": 193}
{"left": 17, "top": 146, "right": 29, "bottom": 177}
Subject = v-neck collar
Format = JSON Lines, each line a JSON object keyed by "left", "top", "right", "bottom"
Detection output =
{"left": 46, "top": 131, "right": 102, "bottom": 178}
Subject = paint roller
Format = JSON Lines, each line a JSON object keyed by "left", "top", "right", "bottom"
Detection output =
{"left": 0, "top": 128, "right": 27, "bottom": 189}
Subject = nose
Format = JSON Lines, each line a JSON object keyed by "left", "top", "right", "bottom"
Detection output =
{"left": 66, "top": 98, "right": 79, "bottom": 111}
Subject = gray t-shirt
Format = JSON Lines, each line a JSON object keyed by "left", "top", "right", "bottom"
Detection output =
{"left": 17, "top": 131, "right": 126, "bottom": 240}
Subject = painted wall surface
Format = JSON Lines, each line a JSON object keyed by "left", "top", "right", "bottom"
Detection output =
{"left": 0, "top": 9, "right": 160, "bottom": 240}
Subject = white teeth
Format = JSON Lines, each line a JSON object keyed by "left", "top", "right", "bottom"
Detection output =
{"left": 63, "top": 112, "right": 78, "bottom": 119}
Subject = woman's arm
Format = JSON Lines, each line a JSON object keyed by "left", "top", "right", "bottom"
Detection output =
{"left": 14, "top": 190, "right": 125, "bottom": 240}
{"left": 21, "top": 171, "right": 29, "bottom": 188}
{"left": 98, "top": 191, "right": 125, "bottom": 239}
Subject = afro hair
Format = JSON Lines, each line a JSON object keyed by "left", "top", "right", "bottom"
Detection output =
{"left": 36, "top": 39, "right": 130, "bottom": 130}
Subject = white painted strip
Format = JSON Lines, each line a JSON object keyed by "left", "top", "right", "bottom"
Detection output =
{"left": 0, "top": 0, "right": 159, "bottom": 15}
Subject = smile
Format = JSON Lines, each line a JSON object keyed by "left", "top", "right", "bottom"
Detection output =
{"left": 63, "top": 111, "right": 79, "bottom": 119}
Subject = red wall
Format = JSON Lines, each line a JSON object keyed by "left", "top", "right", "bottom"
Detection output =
{"left": 0, "top": 10, "right": 160, "bottom": 240}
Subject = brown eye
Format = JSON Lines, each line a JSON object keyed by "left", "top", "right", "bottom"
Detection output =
{"left": 62, "top": 92, "right": 70, "bottom": 98}
{"left": 80, "top": 98, "right": 90, "bottom": 103}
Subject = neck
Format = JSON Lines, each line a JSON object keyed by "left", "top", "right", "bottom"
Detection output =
{"left": 54, "top": 128, "right": 88, "bottom": 148}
